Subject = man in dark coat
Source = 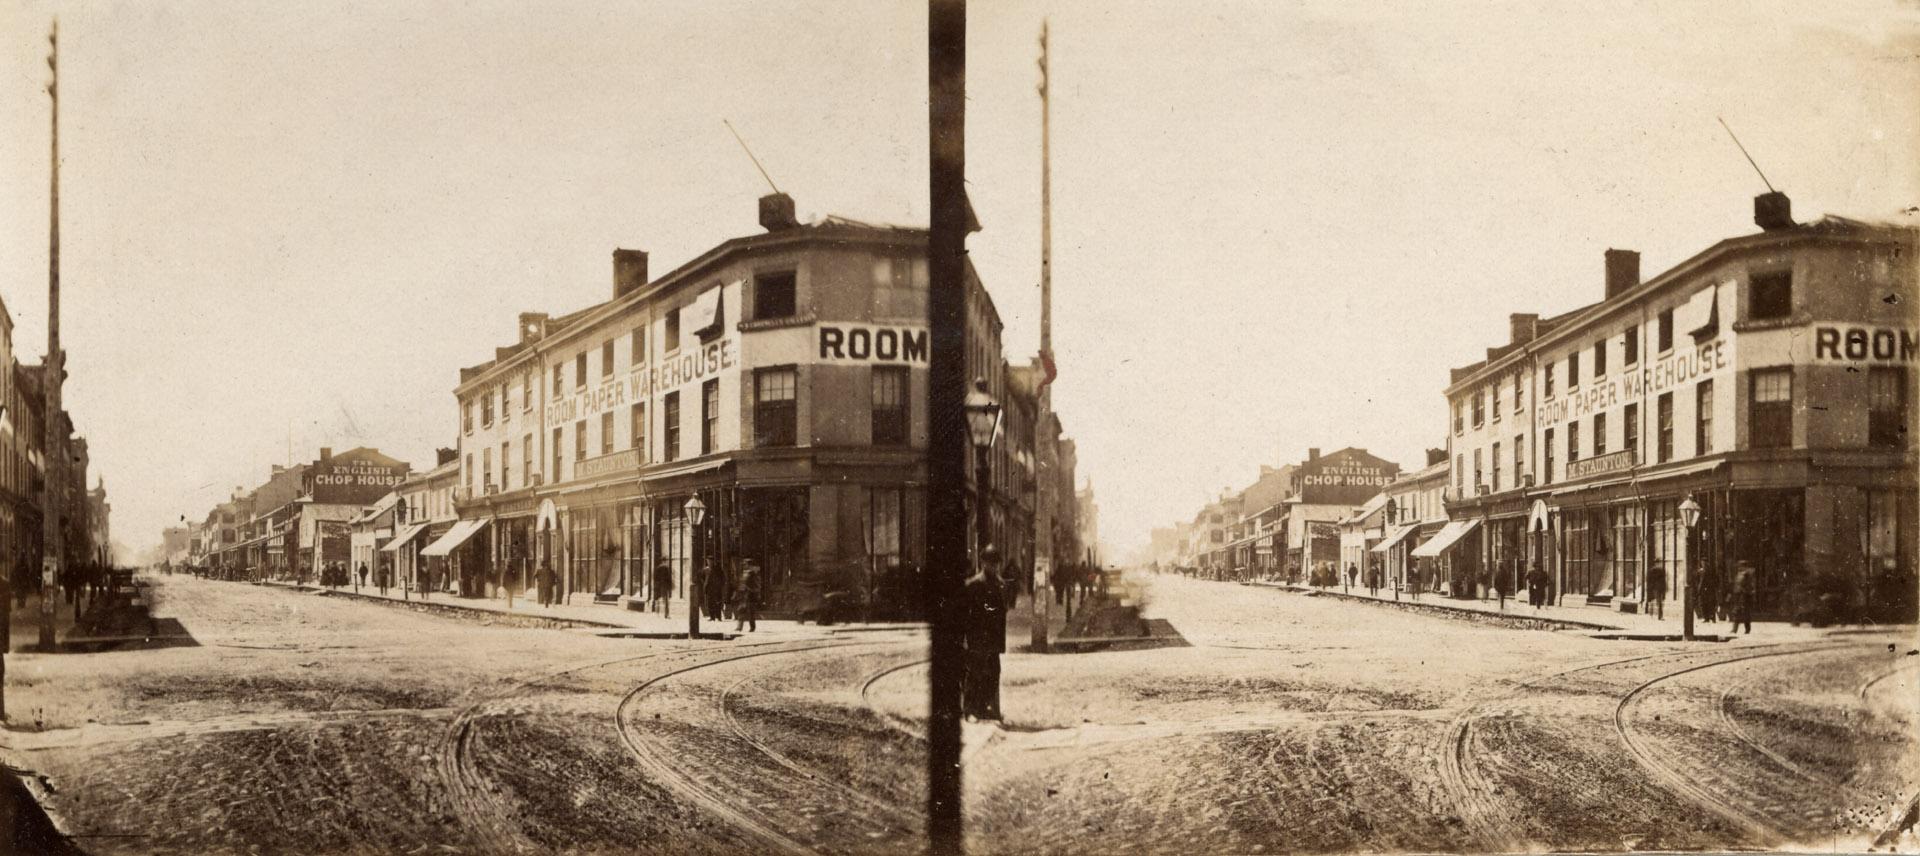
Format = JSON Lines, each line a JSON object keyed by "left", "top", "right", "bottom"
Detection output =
{"left": 1730, "top": 560, "right": 1756, "bottom": 634}
{"left": 963, "top": 546, "right": 1010, "bottom": 722}
{"left": 1526, "top": 562, "right": 1548, "bottom": 609}
{"left": 1646, "top": 564, "right": 1667, "bottom": 620}
{"left": 652, "top": 562, "right": 674, "bottom": 618}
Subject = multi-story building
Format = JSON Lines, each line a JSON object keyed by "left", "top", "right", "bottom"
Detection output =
{"left": 200, "top": 447, "right": 409, "bottom": 581}
{"left": 1374, "top": 451, "right": 1450, "bottom": 594}
{"left": 388, "top": 451, "right": 460, "bottom": 595}
{"left": 1444, "top": 194, "right": 1917, "bottom": 620}
{"left": 444, "top": 193, "right": 1057, "bottom": 618}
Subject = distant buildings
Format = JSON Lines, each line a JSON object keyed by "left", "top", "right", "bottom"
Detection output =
{"left": 187, "top": 447, "right": 409, "bottom": 580}
{"left": 1168, "top": 448, "right": 1401, "bottom": 581}
{"left": 0, "top": 291, "right": 110, "bottom": 588}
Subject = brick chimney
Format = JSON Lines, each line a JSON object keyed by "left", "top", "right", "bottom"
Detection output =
{"left": 613, "top": 248, "right": 649, "bottom": 299}
{"left": 759, "top": 192, "right": 799, "bottom": 231}
{"left": 1509, "top": 313, "right": 1540, "bottom": 345}
{"left": 1754, "top": 191, "right": 1793, "bottom": 231}
{"left": 1308, "top": 448, "right": 1321, "bottom": 461}
{"left": 1605, "top": 249, "right": 1640, "bottom": 299}
{"left": 517, "top": 312, "right": 549, "bottom": 345}
{"left": 319, "top": 447, "right": 333, "bottom": 461}
{"left": 436, "top": 447, "right": 458, "bottom": 466}
{"left": 1426, "top": 448, "right": 1447, "bottom": 466}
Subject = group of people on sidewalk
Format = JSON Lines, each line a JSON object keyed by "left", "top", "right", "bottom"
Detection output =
{"left": 638, "top": 558, "right": 763, "bottom": 632}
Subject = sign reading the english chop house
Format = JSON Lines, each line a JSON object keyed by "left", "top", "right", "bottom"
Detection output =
{"left": 311, "top": 459, "right": 408, "bottom": 505}
{"left": 1296, "top": 452, "right": 1401, "bottom": 506}
{"left": 546, "top": 334, "right": 740, "bottom": 426}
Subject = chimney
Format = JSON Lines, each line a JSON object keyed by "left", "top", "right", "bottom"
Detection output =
{"left": 517, "top": 312, "right": 550, "bottom": 345}
{"left": 1754, "top": 191, "right": 1793, "bottom": 231}
{"left": 320, "top": 447, "right": 333, "bottom": 461}
{"left": 1605, "top": 249, "right": 1640, "bottom": 299}
{"left": 612, "top": 248, "right": 649, "bottom": 299}
{"left": 1426, "top": 448, "right": 1447, "bottom": 466}
{"left": 759, "top": 192, "right": 799, "bottom": 231}
{"left": 436, "top": 447, "right": 458, "bottom": 466}
{"left": 1308, "top": 448, "right": 1321, "bottom": 461}
{"left": 1508, "top": 313, "right": 1540, "bottom": 346}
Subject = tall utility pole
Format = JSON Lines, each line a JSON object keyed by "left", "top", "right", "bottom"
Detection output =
{"left": 1031, "top": 20, "right": 1056, "bottom": 652}
{"left": 41, "top": 20, "right": 66, "bottom": 651}
{"left": 926, "top": 1, "right": 969, "bottom": 852}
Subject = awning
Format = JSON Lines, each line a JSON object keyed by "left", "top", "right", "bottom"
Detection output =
{"left": 1411, "top": 519, "right": 1481, "bottom": 558}
{"left": 381, "top": 522, "right": 428, "bottom": 553}
{"left": 1371, "top": 523, "right": 1419, "bottom": 553}
{"left": 639, "top": 458, "right": 728, "bottom": 484}
{"left": 420, "top": 519, "right": 490, "bottom": 557}
{"left": 1550, "top": 460, "right": 1723, "bottom": 496}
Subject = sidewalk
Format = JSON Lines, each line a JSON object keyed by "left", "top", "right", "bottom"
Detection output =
{"left": 247, "top": 578, "right": 891, "bottom": 639}
{"left": 1240, "top": 578, "right": 1830, "bottom": 641}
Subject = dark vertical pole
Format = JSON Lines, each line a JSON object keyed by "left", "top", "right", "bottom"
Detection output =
{"left": 927, "top": 0, "right": 969, "bottom": 851}
{"left": 689, "top": 508, "right": 702, "bottom": 638}
{"left": 41, "top": 21, "right": 63, "bottom": 652}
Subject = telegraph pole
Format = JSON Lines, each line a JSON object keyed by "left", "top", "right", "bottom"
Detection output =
{"left": 41, "top": 20, "right": 66, "bottom": 651}
{"left": 1031, "top": 20, "right": 1056, "bottom": 653}
{"left": 927, "top": 1, "right": 969, "bottom": 851}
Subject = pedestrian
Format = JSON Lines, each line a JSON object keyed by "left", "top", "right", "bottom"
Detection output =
{"left": 1645, "top": 563, "right": 1667, "bottom": 620}
{"left": 377, "top": 562, "right": 390, "bottom": 596}
{"left": 1367, "top": 561, "right": 1382, "bottom": 596}
{"left": 652, "top": 561, "right": 674, "bottom": 618}
{"left": 1731, "top": 560, "right": 1756, "bottom": 634}
{"left": 733, "top": 560, "right": 760, "bottom": 632}
{"left": 703, "top": 558, "right": 726, "bottom": 622}
{"left": 357, "top": 562, "right": 369, "bottom": 592}
{"left": 963, "top": 546, "right": 1009, "bottom": 722}
{"left": 1345, "top": 562, "right": 1358, "bottom": 593}
{"left": 1696, "top": 561, "right": 1719, "bottom": 623}
{"left": 1526, "top": 562, "right": 1548, "bottom": 610}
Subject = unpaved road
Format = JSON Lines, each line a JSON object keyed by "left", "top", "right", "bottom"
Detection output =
{"left": 3, "top": 572, "right": 1912, "bottom": 854}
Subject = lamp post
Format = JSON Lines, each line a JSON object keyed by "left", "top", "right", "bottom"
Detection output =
{"left": 1679, "top": 495, "right": 1701, "bottom": 641}
{"left": 964, "top": 379, "right": 1004, "bottom": 562}
{"left": 1384, "top": 498, "right": 1399, "bottom": 601}
{"left": 685, "top": 495, "right": 707, "bottom": 639}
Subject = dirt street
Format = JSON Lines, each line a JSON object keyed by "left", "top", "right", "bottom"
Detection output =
{"left": 3, "top": 571, "right": 1913, "bottom": 855}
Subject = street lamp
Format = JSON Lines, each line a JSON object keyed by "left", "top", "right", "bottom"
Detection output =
{"left": 1384, "top": 498, "right": 1399, "bottom": 601}
{"left": 685, "top": 495, "right": 707, "bottom": 639}
{"left": 1679, "top": 495, "right": 1701, "bottom": 641}
{"left": 964, "top": 378, "right": 1003, "bottom": 562}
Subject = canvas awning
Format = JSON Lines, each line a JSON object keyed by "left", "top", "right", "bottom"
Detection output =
{"left": 1370, "top": 523, "right": 1419, "bottom": 553}
{"left": 381, "top": 522, "right": 428, "bottom": 553}
{"left": 1411, "top": 519, "right": 1481, "bottom": 558}
{"left": 420, "top": 518, "right": 489, "bottom": 557}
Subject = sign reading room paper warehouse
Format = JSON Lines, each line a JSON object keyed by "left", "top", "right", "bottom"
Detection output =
{"left": 818, "top": 324, "right": 929, "bottom": 365}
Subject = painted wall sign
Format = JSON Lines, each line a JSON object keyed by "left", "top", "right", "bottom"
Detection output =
{"left": 817, "top": 323, "right": 930, "bottom": 365}
{"left": 1565, "top": 449, "right": 1636, "bottom": 481}
{"left": 311, "top": 459, "right": 408, "bottom": 505}
{"left": 1540, "top": 336, "right": 1729, "bottom": 424}
{"left": 1295, "top": 452, "right": 1401, "bottom": 506}
{"left": 545, "top": 334, "right": 740, "bottom": 426}
{"left": 1811, "top": 324, "right": 1916, "bottom": 365}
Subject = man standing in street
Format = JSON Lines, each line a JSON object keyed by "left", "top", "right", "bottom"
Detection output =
{"left": 733, "top": 559, "right": 760, "bottom": 633}
{"left": 963, "top": 546, "right": 1010, "bottom": 722}
{"left": 1646, "top": 563, "right": 1666, "bottom": 620}
{"left": 1731, "top": 560, "right": 1756, "bottom": 634}
{"left": 1526, "top": 562, "right": 1548, "bottom": 610}
{"left": 652, "top": 561, "right": 673, "bottom": 618}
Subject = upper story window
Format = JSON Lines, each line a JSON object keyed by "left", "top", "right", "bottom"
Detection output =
{"left": 1748, "top": 270, "right": 1792, "bottom": 321}
{"left": 1491, "top": 384, "right": 1501, "bottom": 422}
{"left": 755, "top": 367, "right": 798, "bottom": 448}
{"left": 601, "top": 340, "right": 615, "bottom": 379}
{"left": 1543, "top": 427, "right": 1556, "bottom": 485}
{"left": 552, "top": 427, "right": 563, "bottom": 483}
{"left": 753, "top": 270, "right": 798, "bottom": 321}
{"left": 1593, "top": 340, "right": 1607, "bottom": 378}
{"left": 1593, "top": 412, "right": 1608, "bottom": 456}
{"left": 1544, "top": 360, "right": 1555, "bottom": 398}
{"left": 500, "top": 384, "right": 510, "bottom": 424}
{"left": 574, "top": 419, "right": 587, "bottom": 462}
{"left": 481, "top": 390, "right": 494, "bottom": 427}
{"left": 1869, "top": 367, "right": 1905, "bottom": 449}
{"left": 1657, "top": 392, "right": 1675, "bottom": 462}
{"left": 631, "top": 403, "right": 648, "bottom": 460}
{"left": 1567, "top": 420, "right": 1581, "bottom": 463}
{"left": 574, "top": 353, "right": 587, "bottom": 389}
{"left": 1625, "top": 402, "right": 1640, "bottom": 460}
{"left": 1453, "top": 402, "right": 1464, "bottom": 435}
{"left": 1624, "top": 324, "right": 1639, "bottom": 365}
{"left": 872, "top": 367, "right": 909, "bottom": 445}
{"left": 663, "top": 392, "right": 682, "bottom": 461}
{"left": 1471, "top": 391, "right": 1484, "bottom": 427}
{"left": 665, "top": 308, "right": 682, "bottom": 353}
{"left": 1512, "top": 372, "right": 1523, "bottom": 412}
{"left": 463, "top": 400, "right": 474, "bottom": 434}
{"left": 1657, "top": 308, "right": 1674, "bottom": 352}
{"left": 701, "top": 379, "right": 721, "bottom": 455}
{"left": 552, "top": 364, "right": 563, "bottom": 396}
{"left": 1695, "top": 380, "right": 1714, "bottom": 455}
{"left": 1567, "top": 351, "right": 1581, "bottom": 388}
{"left": 601, "top": 411, "right": 615, "bottom": 456}
{"left": 631, "top": 328, "right": 646, "bottom": 368}
{"left": 523, "top": 373, "right": 533, "bottom": 412}
{"left": 1749, "top": 368, "right": 1793, "bottom": 448}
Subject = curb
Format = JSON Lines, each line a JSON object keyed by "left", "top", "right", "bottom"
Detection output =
{"left": 268, "top": 582, "right": 634, "bottom": 630}
{"left": 1243, "top": 581, "right": 1626, "bottom": 631}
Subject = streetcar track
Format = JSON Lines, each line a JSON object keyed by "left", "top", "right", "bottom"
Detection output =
{"left": 858, "top": 656, "right": 929, "bottom": 739}
{"left": 612, "top": 640, "right": 876, "bottom": 855}
{"left": 1612, "top": 643, "right": 1862, "bottom": 845}
{"left": 1857, "top": 659, "right": 1920, "bottom": 701}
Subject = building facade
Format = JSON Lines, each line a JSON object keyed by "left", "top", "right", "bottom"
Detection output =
{"left": 1444, "top": 197, "right": 1917, "bottom": 621}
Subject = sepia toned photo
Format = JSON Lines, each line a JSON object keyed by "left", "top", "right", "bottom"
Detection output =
{"left": 0, "top": 1, "right": 1916, "bottom": 854}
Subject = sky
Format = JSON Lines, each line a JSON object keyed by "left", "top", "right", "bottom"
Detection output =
{"left": 2, "top": 1, "right": 1916, "bottom": 561}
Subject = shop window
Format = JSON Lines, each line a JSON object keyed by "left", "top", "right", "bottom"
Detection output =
{"left": 1543, "top": 428, "right": 1555, "bottom": 484}
{"left": 1657, "top": 392, "right": 1674, "bottom": 462}
{"left": 574, "top": 419, "right": 587, "bottom": 462}
{"left": 754, "top": 270, "right": 798, "bottom": 321}
{"left": 1593, "top": 412, "right": 1608, "bottom": 456}
{"left": 1748, "top": 270, "right": 1792, "bottom": 321}
{"left": 1869, "top": 367, "right": 1905, "bottom": 448}
{"left": 665, "top": 308, "right": 682, "bottom": 353}
{"left": 702, "top": 379, "right": 720, "bottom": 455}
{"left": 1696, "top": 380, "right": 1715, "bottom": 455}
{"left": 602, "top": 340, "right": 615, "bottom": 379}
{"left": 631, "top": 328, "right": 646, "bottom": 368}
{"left": 1624, "top": 402, "right": 1640, "bottom": 461}
{"left": 1749, "top": 369, "right": 1792, "bottom": 448}
{"left": 631, "top": 403, "right": 647, "bottom": 459}
{"left": 872, "top": 367, "right": 909, "bottom": 446}
{"left": 1567, "top": 420, "right": 1581, "bottom": 463}
{"left": 1658, "top": 309, "right": 1674, "bottom": 352}
{"left": 1567, "top": 351, "right": 1580, "bottom": 388}
{"left": 1624, "top": 324, "right": 1639, "bottom": 365}
{"left": 552, "top": 427, "right": 563, "bottom": 483}
{"left": 663, "top": 393, "right": 682, "bottom": 461}
{"left": 755, "top": 368, "right": 798, "bottom": 447}
{"left": 1594, "top": 340, "right": 1606, "bottom": 378}
{"left": 601, "top": 411, "right": 615, "bottom": 456}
